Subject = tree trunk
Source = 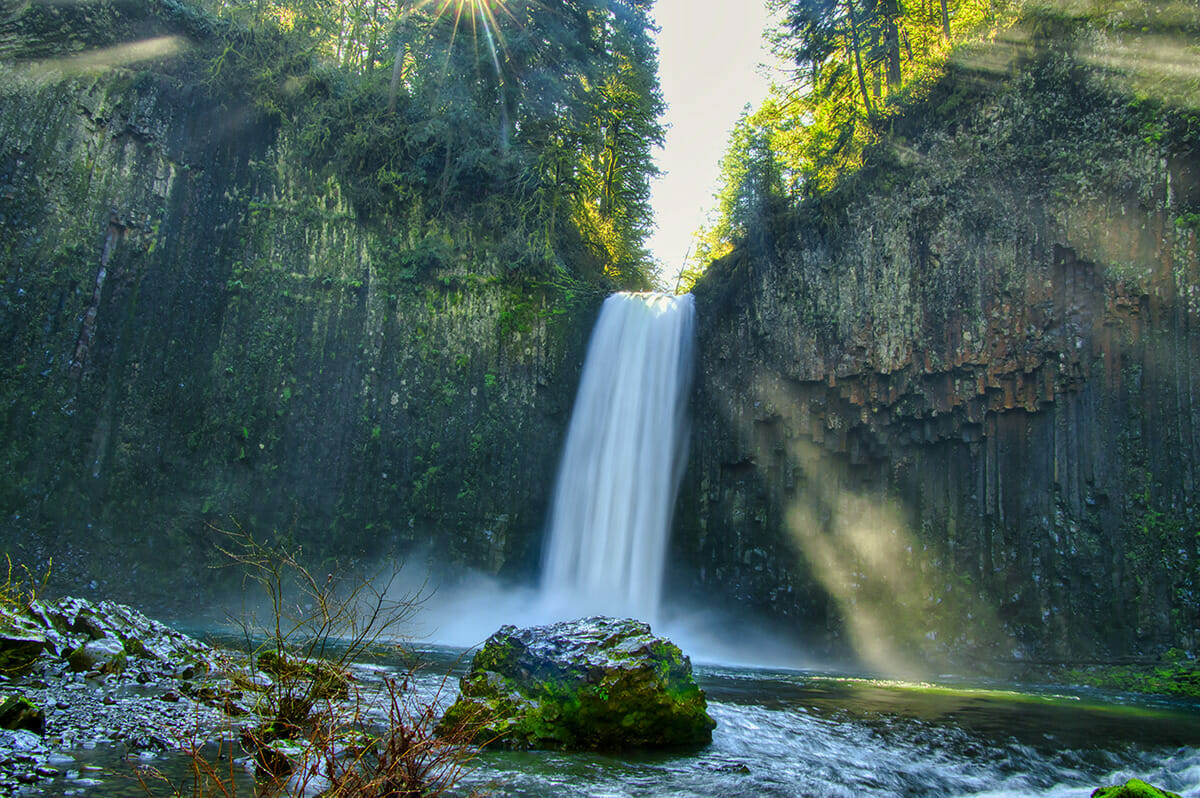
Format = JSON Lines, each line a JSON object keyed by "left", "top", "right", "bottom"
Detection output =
{"left": 940, "top": 0, "right": 951, "bottom": 40}
{"left": 365, "top": 0, "right": 381, "bottom": 73}
{"left": 387, "top": 2, "right": 409, "bottom": 112}
{"left": 883, "top": 2, "right": 902, "bottom": 91}
{"left": 387, "top": 40, "right": 405, "bottom": 112}
{"left": 844, "top": 0, "right": 874, "bottom": 115}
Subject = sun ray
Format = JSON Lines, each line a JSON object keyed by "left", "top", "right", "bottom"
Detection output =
{"left": 420, "top": 0, "right": 519, "bottom": 84}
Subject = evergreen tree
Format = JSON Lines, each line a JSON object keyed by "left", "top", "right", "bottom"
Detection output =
{"left": 206, "top": 0, "right": 667, "bottom": 287}
{"left": 682, "top": 0, "right": 1011, "bottom": 290}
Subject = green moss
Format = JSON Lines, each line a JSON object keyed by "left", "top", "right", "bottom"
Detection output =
{"left": 0, "top": 694, "right": 43, "bottom": 733}
{"left": 256, "top": 649, "right": 350, "bottom": 700}
{"left": 1063, "top": 662, "right": 1200, "bottom": 700}
{"left": 444, "top": 622, "right": 715, "bottom": 751}
{"left": 1091, "top": 778, "right": 1182, "bottom": 798}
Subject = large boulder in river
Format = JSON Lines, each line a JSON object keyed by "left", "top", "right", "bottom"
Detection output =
{"left": 439, "top": 616, "right": 716, "bottom": 750}
{"left": 1092, "top": 779, "right": 1183, "bottom": 798}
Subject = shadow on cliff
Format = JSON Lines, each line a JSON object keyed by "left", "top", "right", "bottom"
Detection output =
{"left": 722, "top": 370, "right": 1012, "bottom": 681}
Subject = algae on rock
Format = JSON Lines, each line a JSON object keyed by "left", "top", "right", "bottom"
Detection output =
{"left": 439, "top": 616, "right": 716, "bottom": 751}
{"left": 1092, "top": 778, "right": 1183, "bottom": 798}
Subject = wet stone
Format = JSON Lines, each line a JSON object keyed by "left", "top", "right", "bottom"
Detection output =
{"left": 440, "top": 616, "right": 716, "bottom": 751}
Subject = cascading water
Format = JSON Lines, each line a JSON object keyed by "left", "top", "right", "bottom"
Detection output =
{"left": 540, "top": 291, "right": 696, "bottom": 623}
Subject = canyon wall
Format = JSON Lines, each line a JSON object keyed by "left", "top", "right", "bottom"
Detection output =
{"left": 0, "top": 6, "right": 600, "bottom": 610}
{"left": 678, "top": 33, "right": 1200, "bottom": 668}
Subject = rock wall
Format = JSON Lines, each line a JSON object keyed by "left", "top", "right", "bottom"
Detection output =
{"left": 677, "top": 37, "right": 1200, "bottom": 669}
{"left": 0, "top": 15, "right": 600, "bottom": 610}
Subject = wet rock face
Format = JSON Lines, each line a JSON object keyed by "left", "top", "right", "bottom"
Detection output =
{"left": 440, "top": 617, "right": 715, "bottom": 751}
{"left": 678, "top": 48, "right": 1200, "bottom": 665}
{"left": 0, "top": 0, "right": 599, "bottom": 610}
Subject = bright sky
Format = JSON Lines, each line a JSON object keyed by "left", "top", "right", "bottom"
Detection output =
{"left": 648, "top": 0, "right": 778, "bottom": 290}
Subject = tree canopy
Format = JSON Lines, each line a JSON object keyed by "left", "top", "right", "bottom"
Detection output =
{"left": 195, "top": 0, "right": 665, "bottom": 288}
{"left": 679, "top": 0, "right": 1009, "bottom": 291}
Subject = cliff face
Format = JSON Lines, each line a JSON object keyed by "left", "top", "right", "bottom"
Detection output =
{"left": 0, "top": 7, "right": 599, "bottom": 609}
{"left": 678, "top": 32, "right": 1200, "bottom": 668}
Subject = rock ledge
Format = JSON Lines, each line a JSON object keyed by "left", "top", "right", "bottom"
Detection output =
{"left": 440, "top": 616, "right": 715, "bottom": 751}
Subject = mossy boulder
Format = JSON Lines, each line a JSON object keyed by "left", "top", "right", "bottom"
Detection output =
{"left": 0, "top": 694, "right": 44, "bottom": 734}
{"left": 255, "top": 650, "right": 350, "bottom": 700}
{"left": 0, "top": 607, "right": 49, "bottom": 674}
{"left": 67, "top": 637, "right": 127, "bottom": 674}
{"left": 439, "top": 616, "right": 716, "bottom": 751}
{"left": 1092, "top": 778, "right": 1183, "bottom": 798}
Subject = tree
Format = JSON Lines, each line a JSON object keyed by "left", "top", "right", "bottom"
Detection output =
{"left": 763, "top": 0, "right": 1009, "bottom": 191}
{"left": 682, "top": 0, "right": 1013, "bottom": 289}
{"left": 681, "top": 107, "right": 786, "bottom": 291}
{"left": 193, "top": 0, "right": 666, "bottom": 286}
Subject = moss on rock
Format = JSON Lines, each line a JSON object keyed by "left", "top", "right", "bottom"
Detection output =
{"left": 0, "top": 694, "right": 44, "bottom": 734}
{"left": 255, "top": 649, "right": 350, "bottom": 700}
{"left": 1092, "top": 778, "right": 1183, "bottom": 798}
{"left": 66, "top": 637, "right": 127, "bottom": 674}
{"left": 439, "top": 616, "right": 715, "bottom": 751}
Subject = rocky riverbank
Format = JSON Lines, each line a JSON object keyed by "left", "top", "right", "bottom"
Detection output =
{"left": 0, "top": 596, "right": 245, "bottom": 794}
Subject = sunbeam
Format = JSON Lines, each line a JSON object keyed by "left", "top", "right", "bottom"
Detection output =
{"left": 425, "top": 0, "right": 516, "bottom": 83}
{"left": 28, "top": 36, "right": 187, "bottom": 76}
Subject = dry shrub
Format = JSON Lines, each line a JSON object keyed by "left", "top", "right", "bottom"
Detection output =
{"left": 136, "top": 523, "right": 487, "bottom": 797}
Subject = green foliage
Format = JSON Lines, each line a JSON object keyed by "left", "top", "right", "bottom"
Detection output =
{"left": 683, "top": 105, "right": 790, "bottom": 290}
{"left": 198, "top": 0, "right": 666, "bottom": 288}
{"left": 1064, "top": 661, "right": 1200, "bottom": 700}
{"left": 689, "top": 0, "right": 1200, "bottom": 288}
{"left": 371, "top": 231, "right": 455, "bottom": 283}
{"left": 689, "top": 0, "right": 1015, "bottom": 284}
{"left": 769, "top": 0, "right": 1010, "bottom": 187}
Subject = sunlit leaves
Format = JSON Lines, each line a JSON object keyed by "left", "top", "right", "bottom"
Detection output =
{"left": 187, "top": 0, "right": 664, "bottom": 286}
{"left": 683, "top": 0, "right": 1011, "bottom": 290}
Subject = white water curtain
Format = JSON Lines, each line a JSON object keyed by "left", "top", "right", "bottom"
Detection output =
{"left": 540, "top": 292, "right": 697, "bottom": 623}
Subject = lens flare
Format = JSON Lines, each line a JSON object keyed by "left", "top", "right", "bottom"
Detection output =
{"left": 426, "top": 0, "right": 515, "bottom": 84}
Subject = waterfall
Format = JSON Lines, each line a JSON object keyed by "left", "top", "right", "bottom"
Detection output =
{"left": 540, "top": 291, "right": 697, "bottom": 623}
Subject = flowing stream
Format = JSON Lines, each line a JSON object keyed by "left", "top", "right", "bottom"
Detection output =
{"left": 33, "top": 644, "right": 1200, "bottom": 797}
{"left": 410, "top": 648, "right": 1200, "bottom": 798}
{"left": 539, "top": 291, "right": 696, "bottom": 624}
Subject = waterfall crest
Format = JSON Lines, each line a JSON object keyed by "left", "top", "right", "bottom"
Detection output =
{"left": 540, "top": 291, "right": 696, "bottom": 623}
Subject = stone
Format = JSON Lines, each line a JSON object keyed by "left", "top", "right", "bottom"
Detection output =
{"left": 255, "top": 650, "right": 350, "bottom": 700}
{"left": 1091, "top": 778, "right": 1183, "bottom": 798}
{"left": 37, "top": 597, "right": 218, "bottom": 681}
{"left": 66, "top": 639, "right": 127, "bottom": 675}
{"left": 439, "top": 616, "right": 716, "bottom": 751}
{"left": 0, "top": 695, "right": 44, "bottom": 734}
{"left": 0, "top": 608, "right": 48, "bottom": 675}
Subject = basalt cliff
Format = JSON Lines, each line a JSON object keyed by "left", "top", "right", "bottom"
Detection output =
{"left": 0, "top": 0, "right": 601, "bottom": 608}
{"left": 677, "top": 22, "right": 1200, "bottom": 666}
{"left": 1, "top": 2, "right": 1198, "bottom": 667}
